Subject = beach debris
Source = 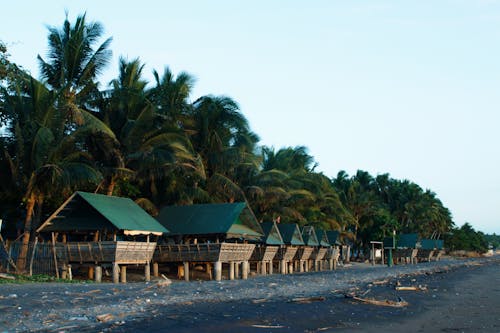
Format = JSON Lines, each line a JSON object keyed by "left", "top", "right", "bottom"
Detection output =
{"left": 371, "top": 279, "right": 389, "bottom": 285}
{"left": 348, "top": 295, "right": 409, "bottom": 307}
{"left": 145, "top": 274, "right": 172, "bottom": 290}
{"left": 96, "top": 313, "right": 114, "bottom": 322}
{"left": 395, "top": 285, "right": 427, "bottom": 291}
{"left": 251, "top": 324, "right": 285, "bottom": 329}
{"left": 290, "top": 296, "right": 326, "bottom": 304}
{"left": 0, "top": 273, "right": 15, "bottom": 280}
{"left": 252, "top": 298, "right": 268, "bottom": 304}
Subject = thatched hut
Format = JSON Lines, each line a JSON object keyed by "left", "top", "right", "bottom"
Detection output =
{"left": 154, "top": 202, "right": 263, "bottom": 281}
{"left": 36, "top": 191, "right": 168, "bottom": 283}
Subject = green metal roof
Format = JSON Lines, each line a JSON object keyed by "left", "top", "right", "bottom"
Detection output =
{"left": 260, "top": 221, "right": 284, "bottom": 245}
{"left": 277, "top": 223, "right": 304, "bottom": 245}
{"left": 398, "top": 233, "right": 418, "bottom": 248}
{"left": 157, "top": 202, "right": 264, "bottom": 241}
{"left": 302, "top": 226, "right": 320, "bottom": 246}
{"left": 326, "top": 231, "right": 340, "bottom": 245}
{"left": 37, "top": 192, "right": 168, "bottom": 234}
{"left": 316, "top": 229, "right": 331, "bottom": 247}
{"left": 420, "top": 239, "right": 444, "bottom": 250}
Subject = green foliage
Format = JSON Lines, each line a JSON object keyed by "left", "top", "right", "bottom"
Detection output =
{"left": 0, "top": 274, "right": 93, "bottom": 284}
{"left": 484, "top": 233, "right": 500, "bottom": 249}
{"left": 0, "top": 13, "right": 465, "bottom": 263}
{"left": 444, "top": 223, "right": 489, "bottom": 253}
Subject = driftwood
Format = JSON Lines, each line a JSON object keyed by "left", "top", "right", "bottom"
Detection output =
{"left": 251, "top": 324, "right": 285, "bottom": 329}
{"left": 290, "top": 296, "right": 325, "bottom": 304}
{"left": 96, "top": 313, "right": 114, "bottom": 322}
{"left": 144, "top": 274, "right": 172, "bottom": 290}
{"left": 252, "top": 298, "right": 268, "bottom": 304}
{"left": 395, "top": 285, "right": 427, "bottom": 291}
{"left": 0, "top": 273, "right": 15, "bottom": 280}
{"left": 349, "top": 295, "right": 408, "bottom": 307}
{"left": 371, "top": 279, "right": 389, "bottom": 285}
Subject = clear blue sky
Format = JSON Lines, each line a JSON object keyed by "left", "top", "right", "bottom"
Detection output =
{"left": 3, "top": 1, "right": 499, "bottom": 233}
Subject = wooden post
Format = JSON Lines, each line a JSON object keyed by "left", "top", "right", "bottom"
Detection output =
{"left": 51, "top": 232, "right": 59, "bottom": 279}
{"left": 120, "top": 265, "right": 127, "bottom": 283}
{"left": 268, "top": 261, "right": 273, "bottom": 274}
{"left": 214, "top": 261, "right": 222, "bottom": 281}
{"left": 88, "top": 267, "right": 94, "bottom": 280}
{"left": 314, "top": 260, "right": 319, "bottom": 271}
{"left": 288, "top": 262, "right": 293, "bottom": 274}
{"left": 206, "top": 263, "right": 213, "bottom": 280}
{"left": 242, "top": 261, "right": 249, "bottom": 280}
{"left": 329, "top": 258, "right": 334, "bottom": 270}
{"left": 145, "top": 262, "right": 151, "bottom": 282}
{"left": 372, "top": 243, "right": 375, "bottom": 265}
{"left": 299, "top": 260, "right": 304, "bottom": 272}
{"left": 112, "top": 263, "right": 119, "bottom": 283}
{"left": 29, "top": 237, "right": 38, "bottom": 276}
{"left": 260, "top": 261, "right": 267, "bottom": 275}
{"left": 280, "top": 260, "right": 287, "bottom": 274}
{"left": 229, "top": 262, "right": 235, "bottom": 280}
{"left": 95, "top": 266, "right": 102, "bottom": 283}
{"left": 67, "top": 265, "right": 72, "bottom": 280}
{"left": 235, "top": 262, "right": 240, "bottom": 279}
{"left": 183, "top": 262, "right": 190, "bottom": 281}
{"left": 153, "top": 262, "right": 159, "bottom": 277}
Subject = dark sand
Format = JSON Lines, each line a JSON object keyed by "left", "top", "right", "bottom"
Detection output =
{"left": 111, "top": 259, "right": 500, "bottom": 333}
{"left": 0, "top": 257, "right": 498, "bottom": 332}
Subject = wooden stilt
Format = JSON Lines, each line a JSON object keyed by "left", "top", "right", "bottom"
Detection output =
{"left": 95, "top": 266, "right": 102, "bottom": 283}
{"left": 153, "top": 262, "right": 159, "bottom": 277}
{"left": 242, "top": 261, "right": 249, "bottom": 280}
{"left": 120, "top": 265, "right": 127, "bottom": 283}
{"left": 260, "top": 261, "right": 267, "bottom": 275}
{"left": 229, "top": 262, "right": 235, "bottom": 280}
{"left": 280, "top": 260, "right": 287, "bottom": 274}
{"left": 145, "top": 262, "right": 151, "bottom": 282}
{"left": 288, "top": 262, "right": 293, "bottom": 274}
{"left": 183, "top": 262, "right": 189, "bottom": 281}
{"left": 214, "top": 261, "right": 222, "bottom": 281}
{"left": 268, "top": 261, "right": 273, "bottom": 274}
{"left": 112, "top": 263, "right": 119, "bottom": 283}
{"left": 235, "top": 262, "right": 240, "bottom": 279}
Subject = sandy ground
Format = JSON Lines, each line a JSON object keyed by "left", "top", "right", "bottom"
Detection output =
{"left": 0, "top": 256, "right": 498, "bottom": 332}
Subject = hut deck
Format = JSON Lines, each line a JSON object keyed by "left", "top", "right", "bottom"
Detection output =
{"left": 294, "top": 246, "right": 314, "bottom": 261}
{"left": 275, "top": 246, "right": 298, "bottom": 261}
{"left": 251, "top": 246, "right": 279, "bottom": 262}
{"left": 154, "top": 243, "right": 256, "bottom": 263}
{"left": 310, "top": 247, "right": 328, "bottom": 261}
{"left": 61, "top": 241, "right": 156, "bottom": 265}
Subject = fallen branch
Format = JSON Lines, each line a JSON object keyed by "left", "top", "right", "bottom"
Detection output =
{"left": 252, "top": 298, "right": 268, "bottom": 304}
{"left": 144, "top": 274, "right": 172, "bottom": 290}
{"left": 251, "top": 324, "right": 285, "bottom": 329}
{"left": 290, "top": 296, "right": 325, "bottom": 304}
{"left": 0, "top": 273, "right": 15, "bottom": 280}
{"left": 350, "top": 296, "right": 408, "bottom": 307}
{"left": 395, "top": 285, "right": 427, "bottom": 291}
{"left": 96, "top": 313, "right": 114, "bottom": 322}
{"left": 371, "top": 279, "right": 389, "bottom": 285}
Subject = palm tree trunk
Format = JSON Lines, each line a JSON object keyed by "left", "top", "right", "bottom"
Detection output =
{"left": 16, "top": 194, "right": 36, "bottom": 272}
{"left": 106, "top": 178, "right": 116, "bottom": 196}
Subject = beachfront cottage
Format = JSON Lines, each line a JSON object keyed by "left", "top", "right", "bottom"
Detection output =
{"left": 419, "top": 239, "right": 445, "bottom": 261}
{"left": 302, "top": 226, "right": 323, "bottom": 271}
{"left": 394, "top": 233, "right": 419, "bottom": 264}
{"left": 326, "top": 230, "right": 342, "bottom": 269}
{"left": 36, "top": 191, "right": 168, "bottom": 283}
{"left": 154, "top": 202, "right": 264, "bottom": 281}
{"left": 250, "top": 221, "right": 283, "bottom": 275}
{"left": 276, "top": 223, "right": 303, "bottom": 274}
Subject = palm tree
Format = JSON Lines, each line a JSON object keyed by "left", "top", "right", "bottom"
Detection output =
{"left": 37, "top": 13, "right": 112, "bottom": 124}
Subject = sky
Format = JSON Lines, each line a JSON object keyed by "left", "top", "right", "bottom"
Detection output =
{"left": 3, "top": 0, "right": 499, "bottom": 233}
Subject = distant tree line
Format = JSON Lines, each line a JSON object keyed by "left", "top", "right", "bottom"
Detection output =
{"left": 0, "top": 14, "right": 487, "bottom": 269}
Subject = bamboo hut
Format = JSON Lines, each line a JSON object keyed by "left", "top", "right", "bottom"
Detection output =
{"left": 302, "top": 226, "right": 321, "bottom": 272}
{"left": 325, "top": 230, "right": 341, "bottom": 269}
{"left": 419, "top": 239, "right": 444, "bottom": 261}
{"left": 316, "top": 229, "right": 333, "bottom": 271}
{"left": 250, "top": 221, "right": 283, "bottom": 275}
{"left": 394, "top": 233, "right": 419, "bottom": 264}
{"left": 36, "top": 191, "right": 168, "bottom": 283}
{"left": 154, "top": 202, "right": 263, "bottom": 281}
{"left": 276, "top": 223, "right": 303, "bottom": 274}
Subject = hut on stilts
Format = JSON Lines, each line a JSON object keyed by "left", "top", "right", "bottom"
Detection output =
{"left": 36, "top": 192, "right": 168, "bottom": 283}
{"left": 275, "top": 223, "right": 302, "bottom": 274}
{"left": 154, "top": 202, "right": 263, "bottom": 281}
{"left": 325, "top": 230, "right": 341, "bottom": 269}
{"left": 250, "top": 221, "right": 283, "bottom": 275}
{"left": 302, "top": 226, "right": 321, "bottom": 272}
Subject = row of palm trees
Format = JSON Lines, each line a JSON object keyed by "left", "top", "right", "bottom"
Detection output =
{"left": 0, "top": 14, "right": 453, "bottom": 269}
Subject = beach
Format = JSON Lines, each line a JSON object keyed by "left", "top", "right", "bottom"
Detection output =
{"left": 0, "top": 256, "right": 498, "bottom": 332}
